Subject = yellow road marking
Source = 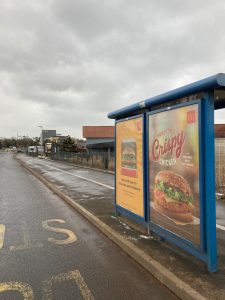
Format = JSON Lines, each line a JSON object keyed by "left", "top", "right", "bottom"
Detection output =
{"left": 42, "top": 219, "right": 77, "bottom": 245}
{"left": 42, "top": 270, "right": 94, "bottom": 300}
{"left": 0, "top": 224, "right": 5, "bottom": 249}
{"left": 10, "top": 222, "right": 43, "bottom": 251}
{"left": 0, "top": 282, "right": 34, "bottom": 299}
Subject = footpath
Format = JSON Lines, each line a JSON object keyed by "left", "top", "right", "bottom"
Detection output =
{"left": 15, "top": 155, "right": 225, "bottom": 300}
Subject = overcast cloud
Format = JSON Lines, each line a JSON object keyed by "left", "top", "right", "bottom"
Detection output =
{"left": 0, "top": 0, "right": 225, "bottom": 138}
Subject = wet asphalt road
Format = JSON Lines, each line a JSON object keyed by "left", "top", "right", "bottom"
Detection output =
{"left": 0, "top": 153, "right": 178, "bottom": 300}
{"left": 18, "top": 154, "right": 225, "bottom": 229}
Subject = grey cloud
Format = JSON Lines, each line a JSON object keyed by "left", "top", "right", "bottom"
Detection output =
{"left": 0, "top": 0, "right": 225, "bottom": 138}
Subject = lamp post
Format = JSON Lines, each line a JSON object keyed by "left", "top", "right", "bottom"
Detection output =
{"left": 38, "top": 125, "right": 43, "bottom": 145}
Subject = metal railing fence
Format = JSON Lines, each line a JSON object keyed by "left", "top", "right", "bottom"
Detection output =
{"left": 51, "top": 151, "right": 115, "bottom": 171}
{"left": 215, "top": 138, "right": 225, "bottom": 199}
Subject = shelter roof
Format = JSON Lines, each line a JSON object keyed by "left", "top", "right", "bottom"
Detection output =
{"left": 108, "top": 73, "right": 225, "bottom": 120}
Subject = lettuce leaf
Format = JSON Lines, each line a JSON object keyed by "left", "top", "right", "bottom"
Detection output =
{"left": 156, "top": 180, "right": 193, "bottom": 204}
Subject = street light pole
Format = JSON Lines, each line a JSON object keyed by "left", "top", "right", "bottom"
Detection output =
{"left": 38, "top": 125, "right": 43, "bottom": 145}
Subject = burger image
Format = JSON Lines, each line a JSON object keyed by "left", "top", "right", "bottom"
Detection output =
{"left": 153, "top": 170, "right": 195, "bottom": 222}
{"left": 121, "top": 140, "right": 137, "bottom": 177}
{"left": 122, "top": 147, "right": 136, "bottom": 169}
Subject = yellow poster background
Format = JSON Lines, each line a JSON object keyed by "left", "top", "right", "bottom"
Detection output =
{"left": 116, "top": 117, "right": 144, "bottom": 217}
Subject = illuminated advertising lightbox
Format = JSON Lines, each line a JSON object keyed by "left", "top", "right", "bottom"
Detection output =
{"left": 116, "top": 116, "right": 144, "bottom": 217}
{"left": 149, "top": 104, "right": 200, "bottom": 245}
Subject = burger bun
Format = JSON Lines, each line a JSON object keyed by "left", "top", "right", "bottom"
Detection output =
{"left": 154, "top": 201, "right": 194, "bottom": 223}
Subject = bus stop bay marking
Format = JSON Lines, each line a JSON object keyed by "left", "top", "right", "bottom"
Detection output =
{"left": 0, "top": 219, "right": 77, "bottom": 251}
{"left": 0, "top": 282, "right": 34, "bottom": 300}
{"left": 0, "top": 270, "right": 94, "bottom": 300}
{"left": 10, "top": 222, "right": 43, "bottom": 251}
{"left": 0, "top": 224, "right": 5, "bottom": 249}
{"left": 42, "top": 219, "right": 77, "bottom": 245}
{"left": 42, "top": 270, "right": 95, "bottom": 300}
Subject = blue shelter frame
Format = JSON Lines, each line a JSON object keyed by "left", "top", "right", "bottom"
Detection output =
{"left": 108, "top": 73, "right": 225, "bottom": 272}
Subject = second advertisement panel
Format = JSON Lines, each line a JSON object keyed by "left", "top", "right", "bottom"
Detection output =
{"left": 148, "top": 103, "right": 201, "bottom": 246}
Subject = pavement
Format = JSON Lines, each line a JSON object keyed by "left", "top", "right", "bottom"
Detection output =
{"left": 15, "top": 154, "right": 225, "bottom": 300}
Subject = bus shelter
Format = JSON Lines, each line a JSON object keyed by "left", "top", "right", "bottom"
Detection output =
{"left": 108, "top": 73, "right": 225, "bottom": 272}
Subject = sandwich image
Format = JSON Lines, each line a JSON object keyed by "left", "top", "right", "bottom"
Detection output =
{"left": 153, "top": 170, "right": 195, "bottom": 222}
{"left": 121, "top": 139, "right": 137, "bottom": 177}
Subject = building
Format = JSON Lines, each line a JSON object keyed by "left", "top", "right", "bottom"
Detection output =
{"left": 83, "top": 126, "right": 114, "bottom": 153}
{"left": 40, "top": 130, "right": 56, "bottom": 145}
{"left": 83, "top": 126, "right": 115, "bottom": 170}
{"left": 49, "top": 135, "right": 69, "bottom": 144}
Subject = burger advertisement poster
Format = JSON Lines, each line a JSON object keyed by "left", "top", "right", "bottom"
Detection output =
{"left": 116, "top": 116, "right": 144, "bottom": 218}
{"left": 121, "top": 139, "right": 137, "bottom": 177}
{"left": 148, "top": 103, "right": 201, "bottom": 246}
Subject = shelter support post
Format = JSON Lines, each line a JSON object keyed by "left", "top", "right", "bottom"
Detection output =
{"left": 203, "top": 92, "right": 217, "bottom": 272}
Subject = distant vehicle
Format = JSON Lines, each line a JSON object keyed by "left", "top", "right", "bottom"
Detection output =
{"left": 27, "top": 146, "right": 37, "bottom": 156}
{"left": 7, "top": 146, "right": 17, "bottom": 152}
{"left": 44, "top": 142, "right": 52, "bottom": 157}
{"left": 27, "top": 146, "right": 37, "bottom": 153}
{"left": 37, "top": 146, "right": 44, "bottom": 156}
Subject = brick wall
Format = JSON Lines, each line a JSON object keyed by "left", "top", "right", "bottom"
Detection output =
{"left": 83, "top": 126, "right": 115, "bottom": 138}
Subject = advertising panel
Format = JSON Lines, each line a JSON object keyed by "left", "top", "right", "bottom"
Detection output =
{"left": 116, "top": 117, "right": 144, "bottom": 217}
{"left": 149, "top": 104, "right": 200, "bottom": 245}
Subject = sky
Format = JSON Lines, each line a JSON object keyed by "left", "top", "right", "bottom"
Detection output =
{"left": 1, "top": 0, "right": 225, "bottom": 139}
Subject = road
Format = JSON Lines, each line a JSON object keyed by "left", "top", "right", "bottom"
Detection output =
{"left": 0, "top": 153, "right": 177, "bottom": 300}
